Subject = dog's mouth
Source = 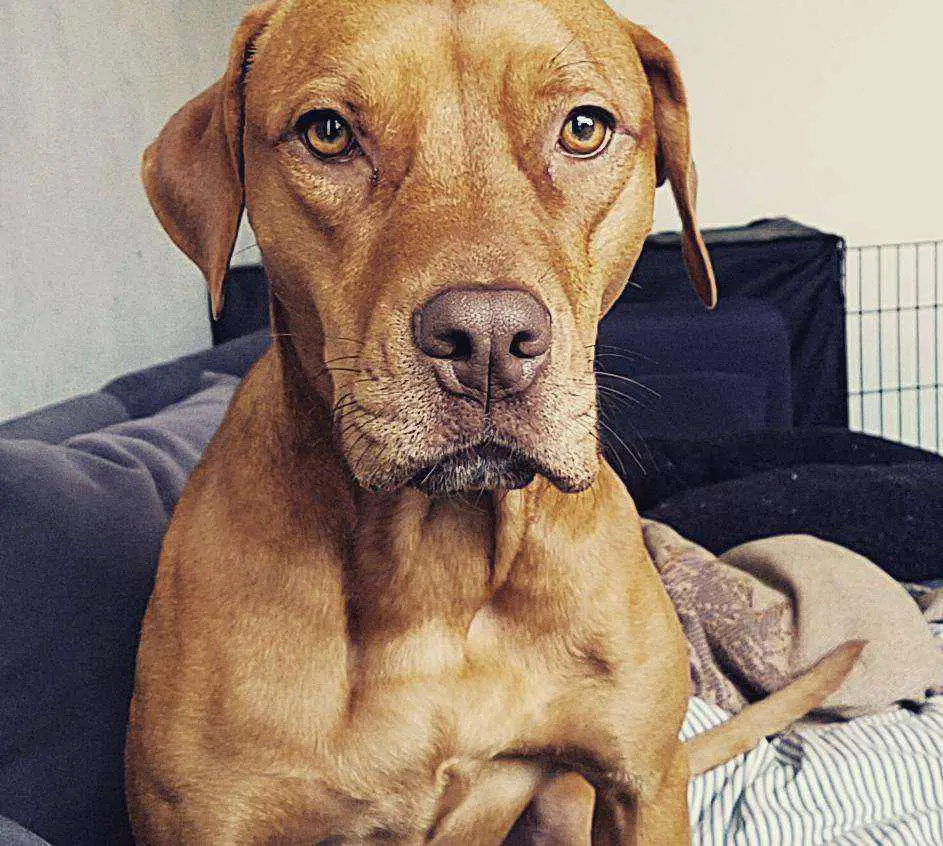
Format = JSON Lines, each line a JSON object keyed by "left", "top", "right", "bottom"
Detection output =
{"left": 406, "top": 442, "right": 538, "bottom": 496}
{"left": 347, "top": 399, "right": 600, "bottom": 497}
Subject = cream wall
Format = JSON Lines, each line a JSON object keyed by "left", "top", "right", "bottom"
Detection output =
{"left": 0, "top": 1, "right": 253, "bottom": 421}
{"left": 2, "top": 1, "right": 941, "bottom": 420}
{"left": 608, "top": 0, "right": 943, "bottom": 247}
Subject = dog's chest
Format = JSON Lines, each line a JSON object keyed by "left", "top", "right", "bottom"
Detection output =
{"left": 342, "top": 601, "right": 610, "bottom": 817}
{"left": 357, "top": 602, "right": 567, "bottom": 735}
{"left": 326, "top": 612, "right": 539, "bottom": 834}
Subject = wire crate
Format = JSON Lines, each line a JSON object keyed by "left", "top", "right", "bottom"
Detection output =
{"left": 843, "top": 240, "right": 943, "bottom": 454}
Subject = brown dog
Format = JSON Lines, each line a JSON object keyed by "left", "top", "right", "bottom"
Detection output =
{"left": 125, "top": 1, "right": 861, "bottom": 842}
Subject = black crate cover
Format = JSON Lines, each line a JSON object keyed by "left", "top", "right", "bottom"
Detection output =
{"left": 621, "top": 218, "right": 847, "bottom": 427}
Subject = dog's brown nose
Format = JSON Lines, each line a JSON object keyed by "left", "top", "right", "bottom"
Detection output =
{"left": 412, "top": 288, "right": 551, "bottom": 403}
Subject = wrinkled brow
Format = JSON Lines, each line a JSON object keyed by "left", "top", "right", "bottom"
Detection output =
{"left": 285, "top": 73, "right": 370, "bottom": 116}
{"left": 507, "top": 37, "right": 612, "bottom": 108}
{"left": 265, "top": 70, "right": 386, "bottom": 142}
{"left": 538, "top": 56, "right": 610, "bottom": 100}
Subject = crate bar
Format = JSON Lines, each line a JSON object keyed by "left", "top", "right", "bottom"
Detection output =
{"left": 878, "top": 246, "right": 884, "bottom": 434}
{"left": 915, "top": 245, "right": 921, "bottom": 448}
{"left": 936, "top": 241, "right": 941, "bottom": 452}
{"left": 858, "top": 251, "right": 866, "bottom": 431}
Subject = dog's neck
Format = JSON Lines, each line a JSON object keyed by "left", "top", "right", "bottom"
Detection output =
{"left": 266, "top": 331, "right": 604, "bottom": 644}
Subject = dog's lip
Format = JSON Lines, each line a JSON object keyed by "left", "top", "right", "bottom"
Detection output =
{"left": 378, "top": 440, "right": 591, "bottom": 496}
{"left": 406, "top": 442, "right": 536, "bottom": 492}
{"left": 368, "top": 442, "right": 594, "bottom": 496}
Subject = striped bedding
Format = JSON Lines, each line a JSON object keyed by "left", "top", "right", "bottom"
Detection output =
{"left": 684, "top": 624, "right": 943, "bottom": 845}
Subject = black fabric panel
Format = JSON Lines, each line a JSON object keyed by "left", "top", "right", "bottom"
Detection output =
{"left": 210, "top": 265, "right": 271, "bottom": 346}
{"left": 596, "top": 297, "right": 793, "bottom": 441}
{"left": 623, "top": 218, "right": 847, "bottom": 427}
{"left": 643, "top": 462, "right": 943, "bottom": 582}
{"left": 606, "top": 372, "right": 769, "bottom": 442}
{"left": 625, "top": 427, "right": 941, "bottom": 513}
{"left": 632, "top": 428, "right": 943, "bottom": 582}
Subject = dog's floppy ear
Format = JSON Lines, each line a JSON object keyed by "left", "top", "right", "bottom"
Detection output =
{"left": 627, "top": 23, "right": 717, "bottom": 309}
{"left": 142, "top": 1, "right": 279, "bottom": 319}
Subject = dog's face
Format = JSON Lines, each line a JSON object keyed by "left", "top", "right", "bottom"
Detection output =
{"left": 143, "top": 0, "right": 714, "bottom": 496}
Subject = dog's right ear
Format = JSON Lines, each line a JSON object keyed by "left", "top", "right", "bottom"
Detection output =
{"left": 626, "top": 22, "right": 717, "bottom": 310}
{"left": 142, "top": 2, "right": 279, "bottom": 319}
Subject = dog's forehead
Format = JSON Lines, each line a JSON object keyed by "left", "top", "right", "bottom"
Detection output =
{"left": 265, "top": 0, "right": 622, "bottom": 54}
{"left": 249, "top": 0, "right": 641, "bottom": 132}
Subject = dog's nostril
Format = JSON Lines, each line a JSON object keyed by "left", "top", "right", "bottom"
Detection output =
{"left": 436, "top": 330, "right": 473, "bottom": 360}
{"left": 510, "top": 330, "right": 546, "bottom": 359}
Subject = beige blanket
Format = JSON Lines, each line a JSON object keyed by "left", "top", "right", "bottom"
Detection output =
{"left": 643, "top": 521, "right": 943, "bottom": 718}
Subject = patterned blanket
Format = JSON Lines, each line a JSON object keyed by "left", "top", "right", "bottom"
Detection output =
{"left": 644, "top": 522, "right": 943, "bottom": 843}
{"left": 643, "top": 521, "right": 943, "bottom": 717}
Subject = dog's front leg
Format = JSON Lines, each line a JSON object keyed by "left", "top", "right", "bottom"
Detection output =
{"left": 591, "top": 746, "right": 689, "bottom": 846}
{"left": 428, "top": 759, "right": 544, "bottom": 845}
{"left": 504, "top": 771, "right": 596, "bottom": 846}
{"left": 429, "top": 760, "right": 595, "bottom": 846}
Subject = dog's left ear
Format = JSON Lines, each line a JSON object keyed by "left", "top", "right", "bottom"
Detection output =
{"left": 142, "top": 1, "right": 279, "bottom": 319}
{"left": 627, "top": 23, "right": 717, "bottom": 309}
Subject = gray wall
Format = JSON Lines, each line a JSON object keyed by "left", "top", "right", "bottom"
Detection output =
{"left": 0, "top": 0, "right": 253, "bottom": 420}
{"left": 2, "top": 1, "right": 941, "bottom": 420}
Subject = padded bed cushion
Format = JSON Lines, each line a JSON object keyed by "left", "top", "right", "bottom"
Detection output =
{"left": 633, "top": 429, "right": 943, "bottom": 582}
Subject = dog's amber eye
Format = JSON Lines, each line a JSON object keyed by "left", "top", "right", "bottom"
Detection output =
{"left": 298, "top": 110, "right": 356, "bottom": 159}
{"left": 559, "top": 107, "right": 613, "bottom": 158}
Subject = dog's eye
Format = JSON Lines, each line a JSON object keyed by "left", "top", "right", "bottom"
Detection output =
{"left": 297, "top": 110, "right": 356, "bottom": 159}
{"left": 558, "top": 107, "right": 614, "bottom": 158}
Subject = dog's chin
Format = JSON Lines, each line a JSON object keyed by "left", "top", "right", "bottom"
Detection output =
{"left": 356, "top": 437, "right": 598, "bottom": 497}
{"left": 407, "top": 444, "right": 537, "bottom": 497}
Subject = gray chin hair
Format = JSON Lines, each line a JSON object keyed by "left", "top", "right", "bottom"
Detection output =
{"left": 408, "top": 447, "right": 537, "bottom": 496}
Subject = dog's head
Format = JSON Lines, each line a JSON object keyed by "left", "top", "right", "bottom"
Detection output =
{"left": 143, "top": 0, "right": 715, "bottom": 496}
